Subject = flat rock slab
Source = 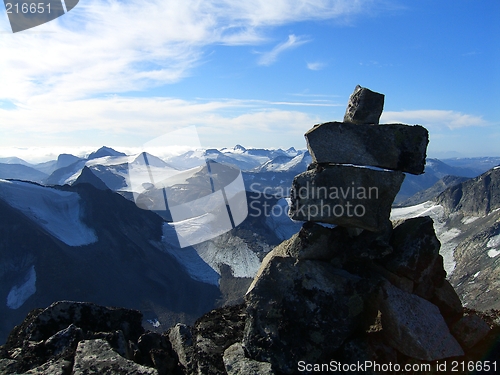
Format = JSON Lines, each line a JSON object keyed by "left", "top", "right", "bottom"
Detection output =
{"left": 344, "top": 85, "right": 385, "bottom": 125}
{"left": 380, "top": 282, "right": 464, "bottom": 361}
{"left": 289, "top": 165, "right": 404, "bottom": 232}
{"left": 305, "top": 122, "right": 428, "bottom": 175}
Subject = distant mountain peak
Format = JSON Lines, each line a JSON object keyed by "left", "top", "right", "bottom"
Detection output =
{"left": 73, "top": 166, "right": 109, "bottom": 190}
{"left": 234, "top": 144, "right": 247, "bottom": 152}
{"left": 87, "top": 146, "right": 126, "bottom": 160}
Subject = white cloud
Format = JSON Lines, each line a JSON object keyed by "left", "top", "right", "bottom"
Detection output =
{"left": 381, "top": 110, "right": 488, "bottom": 129}
{"left": 0, "top": 96, "right": 322, "bottom": 149}
{"left": 306, "top": 61, "right": 326, "bottom": 70}
{"left": 0, "top": 0, "right": 373, "bottom": 103}
{"left": 257, "top": 34, "right": 310, "bottom": 66}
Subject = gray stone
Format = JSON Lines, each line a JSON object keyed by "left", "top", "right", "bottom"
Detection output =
{"left": 244, "top": 256, "right": 379, "bottom": 374}
{"left": 23, "top": 358, "right": 72, "bottom": 375}
{"left": 168, "top": 323, "right": 194, "bottom": 371}
{"left": 451, "top": 314, "right": 491, "bottom": 349}
{"left": 431, "top": 279, "right": 464, "bottom": 324}
{"left": 73, "top": 339, "right": 158, "bottom": 375}
{"left": 223, "top": 343, "right": 275, "bottom": 375}
{"left": 44, "top": 323, "right": 83, "bottom": 357}
{"left": 382, "top": 217, "right": 444, "bottom": 285}
{"left": 380, "top": 282, "right": 464, "bottom": 361}
{"left": 343, "top": 85, "right": 385, "bottom": 125}
{"left": 289, "top": 165, "right": 404, "bottom": 232}
{"left": 92, "top": 330, "right": 129, "bottom": 359}
{"left": 305, "top": 122, "right": 428, "bottom": 174}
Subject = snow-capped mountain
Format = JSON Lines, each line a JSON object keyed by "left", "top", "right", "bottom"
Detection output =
{"left": 394, "top": 157, "right": 489, "bottom": 203}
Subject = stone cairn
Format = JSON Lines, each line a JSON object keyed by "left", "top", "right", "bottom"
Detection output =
{"left": 241, "top": 86, "right": 494, "bottom": 374}
{"left": 0, "top": 87, "right": 497, "bottom": 375}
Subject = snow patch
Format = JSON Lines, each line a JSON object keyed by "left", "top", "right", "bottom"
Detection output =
{"left": 487, "top": 234, "right": 500, "bottom": 248}
{"left": 0, "top": 180, "right": 97, "bottom": 246}
{"left": 487, "top": 249, "right": 500, "bottom": 258}
{"left": 7, "top": 265, "right": 36, "bottom": 309}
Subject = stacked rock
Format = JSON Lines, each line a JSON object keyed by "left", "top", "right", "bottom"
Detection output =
{"left": 289, "top": 85, "right": 429, "bottom": 232}
{"left": 240, "top": 86, "right": 493, "bottom": 374}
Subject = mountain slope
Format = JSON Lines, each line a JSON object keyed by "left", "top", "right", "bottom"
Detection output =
{"left": 0, "top": 164, "right": 48, "bottom": 183}
{"left": 391, "top": 167, "right": 500, "bottom": 311}
{"left": 0, "top": 181, "right": 221, "bottom": 345}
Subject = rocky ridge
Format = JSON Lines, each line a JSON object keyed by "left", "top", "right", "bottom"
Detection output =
{"left": 1, "top": 86, "right": 499, "bottom": 374}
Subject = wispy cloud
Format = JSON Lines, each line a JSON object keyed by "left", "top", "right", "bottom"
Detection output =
{"left": 0, "top": 0, "right": 373, "bottom": 103}
{"left": 257, "top": 34, "right": 310, "bottom": 66}
{"left": 306, "top": 61, "right": 326, "bottom": 70}
{"left": 381, "top": 110, "right": 488, "bottom": 129}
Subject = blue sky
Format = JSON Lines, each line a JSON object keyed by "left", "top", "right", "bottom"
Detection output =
{"left": 0, "top": 0, "right": 498, "bottom": 162}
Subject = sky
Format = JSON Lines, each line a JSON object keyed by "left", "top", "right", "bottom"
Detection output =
{"left": 0, "top": 0, "right": 499, "bottom": 163}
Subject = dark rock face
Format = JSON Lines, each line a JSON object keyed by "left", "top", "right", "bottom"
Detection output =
{"left": 305, "top": 122, "right": 428, "bottom": 175}
{"left": 343, "top": 85, "right": 385, "bottom": 125}
{"left": 25, "top": 301, "right": 144, "bottom": 343}
{"left": 289, "top": 165, "right": 404, "bottom": 231}
{"left": 244, "top": 256, "right": 379, "bottom": 373}
{"left": 381, "top": 217, "right": 443, "bottom": 284}
{"left": 437, "top": 167, "right": 500, "bottom": 216}
{"left": 451, "top": 314, "right": 491, "bottom": 350}
{"left": 0, "top": 301, "right": 187, "bottom": 375}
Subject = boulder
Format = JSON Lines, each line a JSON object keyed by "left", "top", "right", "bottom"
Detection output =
{"left": 168, "top": 323, "right": 194, "bottom": 371}
{"left": 192, "top": 304, "right": 246, "bottom": 375}
{"left": 72, "top": 339, "right": 158, "bottom": 375}
{"left": 244, "top": 256, "right": 379, "bottom": 374}
{"left": 431, "top": 279, "right": 464, "bottom": 324}
{"left": 451, "top": 314, "right": 491, "bottom": 349}
{"left": 44, "top": 323, "right": 83, "bottom": 357}
{"left": 289, "top": 165, "right": 404, "bottom": 232}
{"left": 223, "top": 343, "right": 274, "bottom": 375}
{"left": 382, "top": 217, "right": 444, "bottom": 286}
{"left": 91, "top": 330, "right": 129, "bottom": 359}
{"left": 343, "top": 85, "right": 385, "bottom": 125}
{"left": 305, "top": 122, "right": 428, "bottom": 174}
{"left": 380, "top": 282, "right": 464, "bottom": 361}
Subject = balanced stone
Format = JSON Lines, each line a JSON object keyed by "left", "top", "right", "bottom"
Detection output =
{"left": 343, "top": 85, "right": 385, "bottom": 125}
{"left": 305, "top": 122, "right": 428, "bottom": 175}
{"left": 288, "top": 165, "right": 405, "bottom": 232}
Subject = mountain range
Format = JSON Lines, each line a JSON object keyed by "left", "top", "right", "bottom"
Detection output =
{"left": 0, "top": 145, "right": 499, "bottom": 345}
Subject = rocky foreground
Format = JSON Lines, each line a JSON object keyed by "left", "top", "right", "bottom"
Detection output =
{"left": 1, "top": 86, "right": 499, "bottom": 374}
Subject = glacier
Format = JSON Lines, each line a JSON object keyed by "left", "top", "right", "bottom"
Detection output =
{"left": 0, "top": 180, "right": 97, "bottom": 246}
